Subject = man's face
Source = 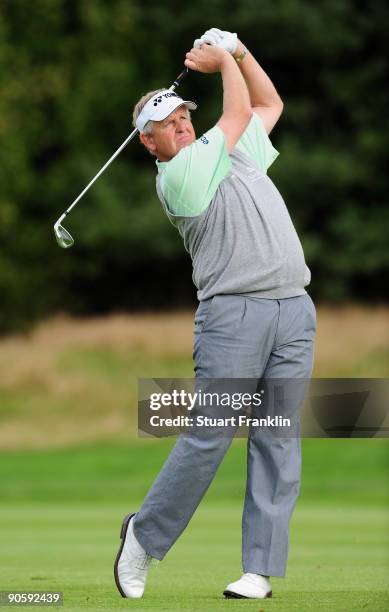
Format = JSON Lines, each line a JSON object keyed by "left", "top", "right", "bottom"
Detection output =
{"left": 140, "top": 105, "right": 196, "bottom": 161}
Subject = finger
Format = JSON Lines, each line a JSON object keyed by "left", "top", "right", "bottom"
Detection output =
{"left": 186, "top": 49, "right": 201, "bottom": 63}
{"left": 201, "top": 33, "right": 219, "bottom": 45}
{"left": 184, "top": 58, "right": 198, "bottom": 71}
{"left": 209, "top": 27, "right": 224, "bottom": 36}
{"left": 205, "top": 27, "right": 223, "bottom": 40}
{"left": 200, "top": 37, "right": 217, "bottom": 47}
{"left": 203, "top": 28, "right": 218, "bottom": 36}
{"left": 195, "top": 44, "right": 208, "bottom": 53}
{"left": 198, "top": 30, "right": 217, "bottom": 45}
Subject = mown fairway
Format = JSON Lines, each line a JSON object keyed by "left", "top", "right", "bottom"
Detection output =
{"left": 0, "top": 308, "right": 388, "bottom": 610}
{"left": 0, "top": 441, "right": 388, "bottom": 610}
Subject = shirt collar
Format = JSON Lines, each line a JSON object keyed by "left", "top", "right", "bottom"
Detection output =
{"left": 156, "top": 159, "right": 167, "bottom": 173}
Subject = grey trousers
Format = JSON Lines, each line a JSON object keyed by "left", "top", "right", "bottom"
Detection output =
{"left": 133, "top": 294, "right": 316, "bottom": 577}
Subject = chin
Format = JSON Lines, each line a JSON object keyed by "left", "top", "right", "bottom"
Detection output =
{"left": 177, "top": 138, "right": 194, "bottom": 151}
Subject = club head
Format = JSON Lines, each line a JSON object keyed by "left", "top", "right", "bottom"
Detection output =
{"left": 54, "top": 221, "right": 74, "bottom": 248}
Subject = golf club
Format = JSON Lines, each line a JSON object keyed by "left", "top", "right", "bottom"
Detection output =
{"left": 54, "top": 67, "right": 190, "bottom": 248}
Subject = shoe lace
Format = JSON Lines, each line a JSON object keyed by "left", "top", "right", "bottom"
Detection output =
{"left": 134, "top": 550, "right": 159, "bottom": 570}
{"left": 134, "top": 550, "right": 150, "bottom": 570}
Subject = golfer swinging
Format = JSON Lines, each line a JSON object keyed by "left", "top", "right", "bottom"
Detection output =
{"left": 114, "top": 27, "right": 316, "bottom": 599}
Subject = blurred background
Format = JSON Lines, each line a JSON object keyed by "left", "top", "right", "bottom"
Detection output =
{"left": 0, "top": 1, "right": 388, "bottom": 607}
{"left": 1, "top": 0, "right": 389, "bottom": 333}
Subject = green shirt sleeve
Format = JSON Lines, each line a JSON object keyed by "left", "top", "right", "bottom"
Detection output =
{"left": 235, "top": 112, "right": 279, "bottom": 172}
{"left": 158, "top": 125, "right": 231, "bottom": 217}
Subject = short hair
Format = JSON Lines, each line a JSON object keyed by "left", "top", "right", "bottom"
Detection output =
{"left": 132, "top": 89, "right": 164, "bottom": 135}
{"left": 132, "top": 89, "right": 191, "bottom": 135}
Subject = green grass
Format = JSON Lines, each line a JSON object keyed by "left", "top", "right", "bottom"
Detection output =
{"left": 0, "top": 440, "right": 388, "bottom": 610}
{"left": 1, "top": 504, "right": 388, "bottom": 611}
{"left": 0, "top": 310, "right": 388, "bottom": 608}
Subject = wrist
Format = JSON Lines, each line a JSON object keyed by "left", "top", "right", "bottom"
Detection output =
{"left": 233, "top": 41, "right": 249, "bottom": 64}
{"left": 219, "top": 50, "right": 236, "bottom": 70}
{"left": 232, "top": 40, "right": 245, "bottom": 59}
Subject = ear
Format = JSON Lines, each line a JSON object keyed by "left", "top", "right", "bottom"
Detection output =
{"left": 139, "top": 132, "right": 156, "bottom": 154}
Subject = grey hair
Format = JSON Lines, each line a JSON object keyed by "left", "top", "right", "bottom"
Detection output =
{"left": 132, "top": 89, "right": 164, "bottom": 134}
{"left": 142, "top": 120, "right": 154, "bottom": 135}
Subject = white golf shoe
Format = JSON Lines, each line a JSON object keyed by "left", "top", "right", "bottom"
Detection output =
{"left": 114, "top": 513, "right": 156, "bottom": 598}
{"left": 223, "top": 573, "right": 272, "bottom": 599}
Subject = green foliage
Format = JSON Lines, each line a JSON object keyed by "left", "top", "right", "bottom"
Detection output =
{"left": 0, "top": 0, "right": 388, "bottom": 332}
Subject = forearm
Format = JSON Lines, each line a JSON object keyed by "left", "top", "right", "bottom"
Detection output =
{"left": 220, "top": 52, "right": 252, "bottom": 117}
{"left": 184, "top": 44, "right": 252, "bottom": 150}
{"left": 233, "top": 40, "right": 283, "bottom": 109}
{"left": 216, "top": 52, "right": 252, "bottom": 151}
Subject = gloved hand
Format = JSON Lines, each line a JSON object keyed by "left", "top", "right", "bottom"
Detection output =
{"left": 193, "top": 28, "right": 238, "bottom": 55}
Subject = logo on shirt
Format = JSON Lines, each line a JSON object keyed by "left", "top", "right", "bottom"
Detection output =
{"left": 200, "top": 135, "right": 209, "bottom": 144}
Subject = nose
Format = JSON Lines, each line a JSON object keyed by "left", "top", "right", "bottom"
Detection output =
{"left": 175, "top": 117, "right": 188, "bottom": 132}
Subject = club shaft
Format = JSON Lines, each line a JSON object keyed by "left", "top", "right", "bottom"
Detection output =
{"left": 58, "top": 67, "right": 190, "bottom": 220}
{"left": 65, "top": 127, "right": 138, "bottom": 216}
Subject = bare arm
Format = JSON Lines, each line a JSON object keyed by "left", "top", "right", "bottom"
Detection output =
{"left": 185, "top": 45, "right": 252, "bottom": 152}
{"left": 233, "top": 40, "right": 283, "bottom": 135}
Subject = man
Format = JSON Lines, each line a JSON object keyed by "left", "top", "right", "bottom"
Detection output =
{"left": 114, "top": 28, "right": 316, "bottom": 600}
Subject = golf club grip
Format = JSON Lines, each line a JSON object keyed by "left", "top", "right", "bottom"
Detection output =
{"left": 172, "top": 67, "right": 189, "bottom": 89}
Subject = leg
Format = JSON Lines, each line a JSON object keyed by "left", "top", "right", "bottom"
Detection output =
{"left": 133, "top": 419, "right": 236, "bottom": 559}
{"left": 133, "top": 295, "right": 279, "bottom": 558}
{"left": 242, "top": 294, "right": 316, "bottom": 577}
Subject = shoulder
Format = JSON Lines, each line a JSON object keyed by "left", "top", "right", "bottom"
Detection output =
{"left": 157, "top": 126, "right": 232, "bottom": 217}
{"left": 161, "top": 125, "right": 230, "bottom": 185}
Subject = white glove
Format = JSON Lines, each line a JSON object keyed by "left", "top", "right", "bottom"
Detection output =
{"left": 193, "top": 28, "right": 238, "bottom": 55}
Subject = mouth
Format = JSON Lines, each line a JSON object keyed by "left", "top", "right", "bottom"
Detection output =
{"left": 176, "top": 134, "right": 191, "bottom": 143}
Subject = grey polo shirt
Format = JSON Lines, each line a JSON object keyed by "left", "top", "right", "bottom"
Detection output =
{"left": 155, "top": 113, "right": 311, "bottom": 300}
